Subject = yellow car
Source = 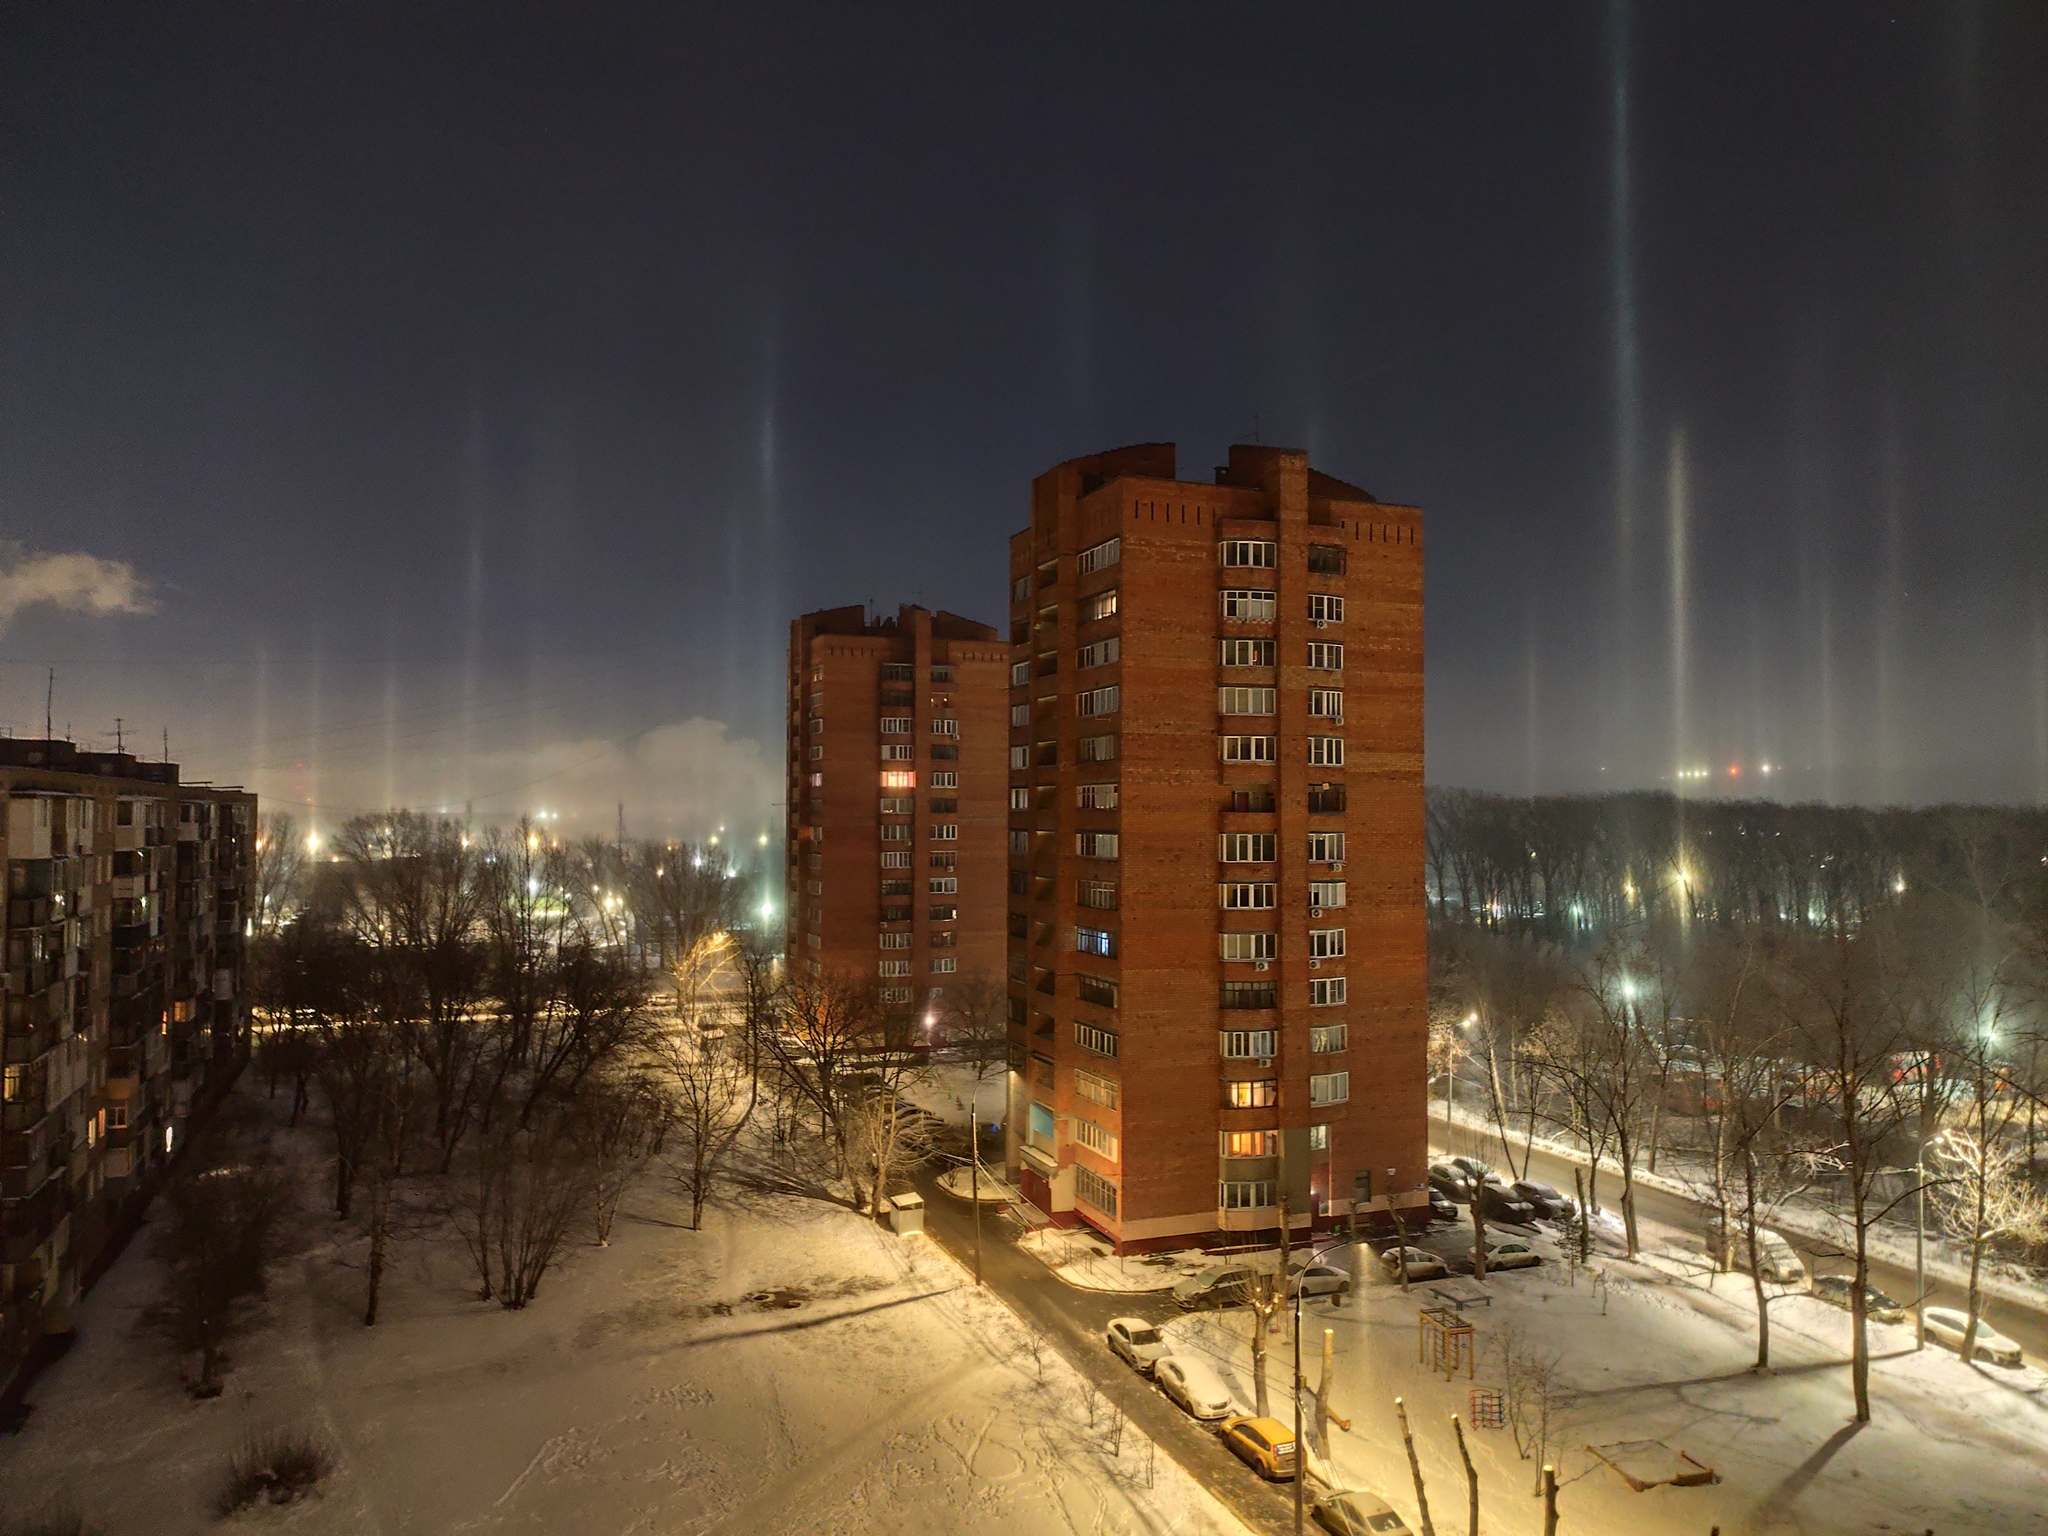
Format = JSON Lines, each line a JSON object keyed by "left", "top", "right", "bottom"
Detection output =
{"left": 1218, "top": 1415, "right": 1298, "bottom": 1481}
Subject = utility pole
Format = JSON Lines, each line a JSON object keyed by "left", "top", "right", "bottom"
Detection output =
{"left": 970, "top": 1103, "right": 983, "bottom": 1286}
{"left": 45, "top": 668, "right": 54, "bottom": 741}
{"left": 114, "top": 718, "right": 123, "bottom": 753}
{"left": 1914, "top": 1145, "right": 1927, "bottom": 1349}
{"left": 1292, "top": 1274, "right": 1305, "bottom": 1535}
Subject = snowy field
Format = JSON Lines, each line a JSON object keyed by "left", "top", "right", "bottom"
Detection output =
{"left": 1156, "top": 1211, "right": 2048, "bottom": 1536}
{"left": 0, "top": 1102, "right": 1248, "bottom": 1536}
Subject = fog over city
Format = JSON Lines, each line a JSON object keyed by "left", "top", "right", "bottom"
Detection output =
{"left": 5, "top": 5, "right": 2046, "bottom": 834}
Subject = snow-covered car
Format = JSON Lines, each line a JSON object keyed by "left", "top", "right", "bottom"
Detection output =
{"left": 1286, "top": 1262, "right": 1353, "bottom": 1298}
{"left": 1378, "top": 1247, "right": 1449, "bottom": 1281}
{"left": 1811, "top": 1274, "right": 1905, "bottom": 1324}
{"left": 1923, "top": 1307, "right": 2025, "bottom": 1367}
{"left": 1482, "top": 1241, "right": 1543, "bottom": 1271}
{"left": 1427, "top": 1163, "right": 1472, "bottom": 1203}
{"left": 1706, "top": 1220, "right": 1806, "bottom": 1285}
{"left": 1105, "top": 1317, "right": 1168, "bottom": 1374}
{"left": 1448, "top": 1155, "right": 1492, "bottom": 1185}
{"left": 1426, "top": 1189, "right": 1460, "bottom": 1225}
{"left": 1473, "top": 1180, "right": 1538, "bottom": 1226}
{"left": 1172, "top": 1264, "right": 1260, "bottom": 1310}
{"left": 1313, "top": 1490, "right": 1415, "bottom": 1534}
{"left": 1156, "top": 1355, "right": 1235, "bottom": 1419}
{"left": 1510, "top": 1181, "right": 1577, "bottom": 1222}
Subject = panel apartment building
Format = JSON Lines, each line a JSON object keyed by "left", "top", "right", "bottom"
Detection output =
{"left": 787, "top": 605, "right": 1008, "bottom": 1008}
{"left": 1005, "top": 443, "right": 1426, "bottom": 1251}
{"left": 2, "top": 740, "right": 256, "bottom": 1389}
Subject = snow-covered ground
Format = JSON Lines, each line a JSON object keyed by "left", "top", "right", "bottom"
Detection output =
{"left": 1016, "top": 1229, "right": 1223, "bottom": 1294}
{"left": 0, "top": 1100, "right": 1248, "bottom": 1536}
{"left": 1158, "top": 1209, "right": 2048, "bottom": 1535}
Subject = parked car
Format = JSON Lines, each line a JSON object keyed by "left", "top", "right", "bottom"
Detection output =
{"left": 1482, "top": 1240, "right": 1544, "bottom": 1271}
{"left": 1378, "top": 1246, "right": 1449, "bottom": 1281}
{"left": 1106, "top": 1317, "right": 1168, "bottom": 1374}
{"left": 1218, "top": 1415, "right": 1299, "bottom": 1481}
{"left": 1923, "top": 1307, "right": 2025, "bottom": 1367}
{"left": 1705, "top": 1220, "right": 1807, "bottom": 1286}
{"left": 1314, "top": 1491, "right": 1415, "bottom": 1534}
{"left": 1448, "top": 1155, "right": 1493, "bottom": 1185}
{"left": 1810, "top": 1274, "right": 1905, "bottom": 1324}
{"left": 1426, "top": 1189, "right": 1461, "bottom": 1225}
{"left": 1172, "top": 1264, "right": 1260, "bottom": 1310}
{"left": 1427, "top": 1164, "right": 1472, "bottom": 1203}
{"left": 1156, "top": 1355, "right": 1235, "bottom": 1419}
{"left": 1286, "top": 1262, "right": 1353, "bottom": 1298}
{"left": 1473, "top": 1181, "right": 1539, "bottom": 1226}
{"left": 1510, "top": 1181, "right": 1577, "bottom": 1222}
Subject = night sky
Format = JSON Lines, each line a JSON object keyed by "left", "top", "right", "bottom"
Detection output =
{"left": 4, "top": 3, "right": 2045, "bottom": 837}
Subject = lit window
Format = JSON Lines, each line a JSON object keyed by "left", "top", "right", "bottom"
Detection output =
{"left": 1079, "top": 589, "right": 1119, "bottom": 622}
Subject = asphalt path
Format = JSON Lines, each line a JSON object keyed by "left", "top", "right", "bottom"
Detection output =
{"left": 1429, "top": 1105, "right": 2048, "bottom": 1367}
{"left": 907, "top": 1162, "right": 1358, "bottom": 1536}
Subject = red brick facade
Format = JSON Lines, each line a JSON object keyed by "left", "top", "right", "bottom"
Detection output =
{"left": 1004, "top": 444, "right": 1427, "bottom": 1251}
{"left": 786, "top": 605, "right": 1007, "bottom": 1010}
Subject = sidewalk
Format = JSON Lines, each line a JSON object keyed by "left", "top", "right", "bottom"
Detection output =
{"left": 1016, "top": 1227, "right": 1217, "bottom": 1293}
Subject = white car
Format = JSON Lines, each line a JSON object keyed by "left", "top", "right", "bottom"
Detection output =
{"left": 1314, "top": 1490, "right": 1415, "bottom": 1534}
{"left": 1482, "top": 1241, "right": 1544, "bottom": 1271}
{"left": 1286, "top": 1262, "right": 1353, "bottom": 1298}
{"left": 1155, "top": 1355, "right": 1235, "bottom": 1419}
{"left": 1923, "top": 1307, "right": 2024, "bottom": 1367}
{"left": 1106, "top": 1316, "right": 1168, "bottom": 1374}
{"left": 1378, "top": 1247, "right": 1449, "bottom": 1281}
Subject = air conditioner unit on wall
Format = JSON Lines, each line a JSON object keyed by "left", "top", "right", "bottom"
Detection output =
{"left": 1315, "top": 618, "right": 1329, "bottom": 629}
{"left": 1254, "top": 960, "right": 1269, "bottom": 972}
{"left": 1331, "top": 861, "right": 1343, "bottom": 872}
{"left": 1310, "top": 906, "right": 1322, "bottom": 919}
{"left": 1309, "top": 958, "right": 1321, "bottom": 970}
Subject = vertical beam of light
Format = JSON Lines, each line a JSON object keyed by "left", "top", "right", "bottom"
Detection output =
{"left": 307, "top": 630, "right": 323, "bottom": 843}
{"left": 1061, "top": 203, "right": 1094, "bottom": 431}
{"left": 250, "top": 640, "right": 268, "bottom": 809}
{"left": 1875, "top": 391, "right": 1906, "bottom": 804}
{"left": 459, "top": 399, "right": 488, "bottom": 812}
{"left": 2033, "top": 591, "right": 2048, "bottom": 804}
{"left": 382, "top": 628, "right": 399, "bottom": 814}
{"left": 1667, "top": 427, "right": 1689, "bottom": 788}
{"left": 1606, "top": 0, "right": 1639, "bottom": 774}
{"left": 1523, "top": 588, "right": 1540, "bottom": 799}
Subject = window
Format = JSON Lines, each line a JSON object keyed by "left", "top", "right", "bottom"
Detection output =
{"left": 1219, "top": 931, "right": 1277, "bottom": 962}
{"left": 1309, "top": 688, "right": 1344, "bottom": 722}
{"left": 1308, "top": 594, "right": 1346, "bottom": 624}
{"left": 1010, "top": 745, "right": 1030, "bottom": 769}
{"left": 881, "top": 878, "right": 911, "bottom": 897}
{"left": 1076, "top": 1020, "right": 1119, "bottom": 1057}
{"left": 931, "top": 665, "right": 953, "bottom": 682}
{"left": 882, "top": 663, "right": 915, "bottom": 682}
{"left": 1076, "top": 831, "right": 1119, "bottom": 859}
{"left": 1220, "top": 637, "right": 1276, "bottom": 668}
{"left": 881, "top": 931, "right": 911, "bottom": 949}
{"left": 1308, "top": 543, "right": 1347, "bottom": 576}
{"left": 881, "top": 850, "right": 911, "bottom": 869}
{"left": 1309, "top": 927, "right": 1347, "bottom": 959}
{"left": 880, "top": 959, "right": 911, "bottom": 977}
{"left": 1075, "top": 926, "right": 1117, "bottom": 957}
{"left": 1311, "top": 977, "right": 1348, "bottom": 1007}
{"left": 1308, "top": 1123, "right": 1330, "bottom": 1152}
{"left": 1077, "top": 973, "right": 1119, "bottom": 1008}
{"left": 1221, "top": 980, "right": 1277, "bottom": 1009}
{"left": 810, "top": 744, "right": 824, "bottom": 760}
{"left": 881, "top": 985, "right": 913, "bottom": 1004}
{"left": 1310, "top": 880, "right": 1347, "bottom": 909}
{"left": 1219, "top": 882, "right": 1276, "bottom": 909}
{"left": 1072, "top": 1117, "right": 1119, "bottom": 1161}
{"left": 1221, "top": 1028, "right": 1277, "bottom": 1059}
{"left": 1077, "top": 782, "right": 1118, "bottom": 810}
{"left": 1011, "top": 660, "right": 1030, "bottom": 687}
{"left": 882, "top": 744, "right": 914, "bottom": 761}
{"left": 881, "top": 716, "right": 911, "bottom": 734}
{"left": 1220, "top": 735, "right": 1275, "bottom": 763}
{"left": 1220, "top": 589, "right": 1277, "bottom": 622}
{"left": 930, "top": 850, "right": 956, "bottom": 868}
{"left": 1076, "top": 1068, "right": 1119, "bottom": 1108}
{"left": 1219, "top": 539, "right": 1276, "bottom": 568}
{"left": 930, "top": 955, "right": 957, "bottom": 974}
{"left": 1309, "top": 782, "right": 1347, "bottom": 814}
{"left": 1226, "top": 784, "right": 1276, "bottom": 813}
{"left": 1307, "top": 642, "right": 1344, "bottom": 670}
{"left": 809, "top": 717, "right": 824, "bottom": 734}
{"left": 1218, "top": 686, "right": 1276, "bottom": 716}
{"left": 880, "top": 797, "right": 914, "bottom": 814}
{"left": 1221, "top": 1179, "right": 1276, "bottom": 1210}
{"left": 1078, "top": 537, "right": 1121, "bottom": 574}
{"left": 1219, "top": 832, "right": 1276, "bottom": 863}
{"left": 1078, "top": 685, "right": 1120, "bottom": 717}
{"left": 1224, "top": 1129, "right": 1279, "bottom": 1157}
{"left": 1076, "top": 1164, "right": 1120, "bottom": 1215}
{"left": 1225, "top": 1079, "right": 1279, "bottom": 1109}
{"left": 929, "top": 903, "right": 958, "bottom": 922}
{"left": 931, "top": 823, "right": 958, "bottom": 840}
{"left": 929, "top": 877, "right": 958, "bottom": 894}
{"left": 932, "top": 717, "right": 959, "bottom": 737}
{"left": 1309, "top": 736, "right": 1345, "bottom": 766}
{"left": 930, "top": 771, "right": 956, "bottom": 788}
{"left": 1012, "top": 573, "right": 1032, "bottom": 603}
{"left": 881, "top": 769, "right": 916, "bottom": 789}
{"left": 931, "top": 794, "right": 957, "bottom": 812}
{"left": 930, "top": 929, "right": 956, "bottom": 947}
{"left": 1310, "top": 1071, "right": 1351, "bottom": 1106}
{"left": 1309, "top": 832, "right": 1346, "bottom": 862}
{"left": 1080, "top": 588, "right": 1119, "bottom": 622}
{"left": 881, "top": 824, "right": 911, "bottom": 843}
{"left": 1077, "top": 879, "right": 1118, "bottom": 910}
{"left": 1010, "top": 703, "right": 1029, "bottom": 727}
{"left": 1311, "top": 1022, "right": 1349, "bottom": 1053}
{"left": 1077, "top": 636, "right": 1120, "bottom": 668}
{"left": 1010, "top": 787, "right": 1030, "bottom": 810}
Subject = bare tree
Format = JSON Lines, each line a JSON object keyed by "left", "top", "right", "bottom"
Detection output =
{"left": 1493, "top": 1319, "right": 1566, "bottom": 1493}
{"left": 147, "top": 1148, "right": 294, "bottom": 1396}
{"left": 625, "top": 840, "right": 742, "bottom": 1024}
{"left": 461, "top": 1106, "right": 592, "bottom": 1309}
{"left": 1927, "top": 1129, "right": 2048, "bottom": 1360}
{"left": 252, "top": 811, "right": 308, "bottom": 940}
{"left": 1244, "top": 1267, "right": 1286, "bottom": 1419}
{"left": 655, "top": 1024, "right": 756, "bottom": 1229}
{"left": 578, "top": 1070, "right": 667, "bottom": 1245}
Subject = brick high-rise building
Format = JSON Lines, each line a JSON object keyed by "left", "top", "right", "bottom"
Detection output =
{"left": 2, "top": 740, "right": 255, "bottom": 1390}
{"left": 787, "top": 605, "right": 1008, "bottom": 1010}
{"left": 1004, "top": 443, "right": 1426, "bottom": 1251}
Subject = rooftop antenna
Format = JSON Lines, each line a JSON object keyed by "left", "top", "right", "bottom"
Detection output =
{"left": 163, "top": 727, "right": 169, "bottom": 763}
{"left": 45, "top": 668, "right": 54, "bottom": 741}
{"left": 115, "top": 718, "right": 124, "bottom": 753}
{"left": 616, "top": 801, "right": 626, "bottom": 848}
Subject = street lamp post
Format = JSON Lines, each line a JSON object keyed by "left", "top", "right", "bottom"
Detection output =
{"left": 970, "top": 1103, "right": 982, "bottom": 1287}
{"left": 1289, "top": 1229, "right": 1359, "bottom": 1536}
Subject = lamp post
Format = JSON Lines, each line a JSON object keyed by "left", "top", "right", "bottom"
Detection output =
{"left": 970, "top": 1104, "right": 982, "bottom": 1287}
{"left": 1289, "top": 1229, "right": 1358, "bottom": 1536}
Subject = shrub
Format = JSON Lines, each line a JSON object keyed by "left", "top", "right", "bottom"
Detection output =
{"left": 213, "top": 1433, "right": 332, "bottom": 1517}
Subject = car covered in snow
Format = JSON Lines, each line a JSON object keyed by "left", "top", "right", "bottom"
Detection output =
{"left": 1286, "top": 1262, "right": 1353, "bottom": 1298}
{"left": 1218, "top": 1415, "right": 1298, "bottom": 1480}
{"left": 1481, "top": 1240, "right": 1544, "bottom": 1271}
{"left": 1427, "top": 1163, "right": 1473, "bottom": 1202}
{"left": 1105, "top": 1317, "right": 1168, "bottom": 1374}
{"left": 1706, "top": 1220, "right": 1807, "bottom": 1286}
{"left": 1155, "top": 1355, "right": 1235, "bottom": 1419}
{"left": 1426, "top": 1188, "right": 1460, "bottom": 1225}
{"left": 1313, "top": 1490, "right": 1415, "bottom": 1534}
{"left": 1810, "top": 1274, "right": 1905, "bottom": 1324}
{"left": 1472, "top": 1179, "right": 1539, "bottom": 1226}
{"left": 1923, "top": 1307, "right": 2024, "bottom": 1367}
{"left": 1377, "top": 1246, "right": 1449, "bottom": 1281}
{"left": 1172, "top": 1264, "right": 1261, "bottom": 1310}
{"left": 1509, "top": 1180, "right": 1577, "bottom": 1222}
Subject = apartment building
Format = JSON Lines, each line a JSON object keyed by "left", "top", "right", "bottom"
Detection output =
{"left": 1, "top": 740, "right": 255, "bottom": 1391}
{"left": 1005, "top": 443, "right": 1426, "bottom": 1251}
{"left": 786, "top": 605, "right": 1008, "bottom": 1009}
